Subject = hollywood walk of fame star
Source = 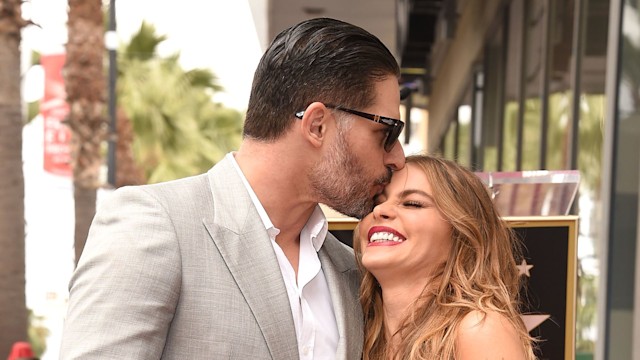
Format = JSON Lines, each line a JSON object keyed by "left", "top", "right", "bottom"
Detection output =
{"left": 521, "top": 314, "right": 551, "bottom": 332}
{"left": 517, "top": 259, "right": 534, "bottom": 277}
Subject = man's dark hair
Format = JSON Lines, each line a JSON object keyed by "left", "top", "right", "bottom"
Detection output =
{"left": 243, "top": 17, "right": 400, "bottom": 140}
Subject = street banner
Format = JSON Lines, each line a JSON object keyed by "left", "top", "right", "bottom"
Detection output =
{"left": 41, "top": 53, "right": 72, "bottom": 177}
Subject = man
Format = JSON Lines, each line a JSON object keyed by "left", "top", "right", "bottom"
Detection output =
{"left": 60, "top": 17, "right": 405, "bottom": 359}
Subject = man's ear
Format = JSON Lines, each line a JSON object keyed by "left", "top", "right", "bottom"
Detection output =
{"left": 299, "top": 102, "right": 331, "bottom": 148}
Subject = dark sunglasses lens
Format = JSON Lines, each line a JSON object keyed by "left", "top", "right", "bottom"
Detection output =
{"left": 384, "top": 124, "right": 403, "bottom": 152}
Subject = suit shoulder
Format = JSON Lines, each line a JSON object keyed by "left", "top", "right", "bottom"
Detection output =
{"left": 102, "top": 173, "right": 211, "bottom": 213}
{"left": 324, "top": 232, "right": 355, "bottom": 254}
{"left": 322, "top": 233, "right": 357, "bottom": 270}
{"left": 119, "top": 173, "right": 209, "bottom": 198}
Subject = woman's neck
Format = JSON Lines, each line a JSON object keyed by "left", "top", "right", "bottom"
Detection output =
{"left": 382, "top": 289, "right": 430, "bottom": 334}
{"left": 380, "top": 277, "right": 438, "bottom": 338}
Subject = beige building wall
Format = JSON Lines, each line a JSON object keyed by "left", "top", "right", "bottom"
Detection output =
{"left": 427, "top": 0, "right": 503, "bottom": 153}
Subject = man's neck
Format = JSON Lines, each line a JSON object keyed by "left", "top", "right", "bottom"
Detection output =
{"left": 234, "top": 140, "right": 317, "bottom": 245}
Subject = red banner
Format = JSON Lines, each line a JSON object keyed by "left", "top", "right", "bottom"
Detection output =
{"left": 41, "top": 53, "right": 72, "bottom": 177}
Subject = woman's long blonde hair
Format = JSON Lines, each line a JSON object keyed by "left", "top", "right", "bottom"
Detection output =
{"left": 354, "top": 155, "right": 536, "bottom": 359}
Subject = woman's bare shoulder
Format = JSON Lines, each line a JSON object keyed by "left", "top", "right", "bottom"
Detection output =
{"left": 456, "top": 310, "right": 528, "bottom": 360}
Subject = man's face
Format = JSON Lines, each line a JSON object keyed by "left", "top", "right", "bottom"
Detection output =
{"left": 309, "top": 76, "right": 405, "bottom": 219}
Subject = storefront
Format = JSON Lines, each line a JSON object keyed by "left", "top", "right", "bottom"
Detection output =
{"left": 397, "top": 0, "right": 639, "bottom": 358}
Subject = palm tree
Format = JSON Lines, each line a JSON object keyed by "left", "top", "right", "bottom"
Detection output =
{"left": 0, "top": 0, "right": 29, "bottom": 355}
{"left": 117, "top": 22, "right": 243, "bottom": 184}
{"left": 65, "top": 0, "right": 106, "bottom": 265}
{"left": 114, "top": 107, "right": 145, "bottom": 187}
{"left": 111, "top": 22, "right": 166, "bottom": 188}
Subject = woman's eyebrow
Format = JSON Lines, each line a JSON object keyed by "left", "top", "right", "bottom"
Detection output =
{"left": 397, "top": 189, "right": 434, "bottom": 201}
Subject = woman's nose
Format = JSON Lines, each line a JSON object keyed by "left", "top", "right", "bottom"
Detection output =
{"left": 372, "top": 201, "right": 394, "bottom": 220}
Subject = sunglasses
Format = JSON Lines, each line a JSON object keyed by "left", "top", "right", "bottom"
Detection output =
{"left": 295, "top": 104, "right": 404, "bottom": 152}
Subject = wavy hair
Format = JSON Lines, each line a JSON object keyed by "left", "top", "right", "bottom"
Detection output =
{"left": 354, "top": 155, "right": 536, "bottom": 360}
{"left": 244, "top": 17, "right": 399, "bottom": 141}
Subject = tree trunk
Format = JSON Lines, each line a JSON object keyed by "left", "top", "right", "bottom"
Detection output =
{"left": 0, "top": 0, "right": 29, "bottom": 356}
{"left": 116, "top": 108, "right": 146, "bottom": 187}
{"left": 65, "top": 0, "right": 106, "bottom": 266}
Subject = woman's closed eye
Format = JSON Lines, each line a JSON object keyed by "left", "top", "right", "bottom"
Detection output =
{"left": 402, "top": 199, "right": 426, "bottom": 208}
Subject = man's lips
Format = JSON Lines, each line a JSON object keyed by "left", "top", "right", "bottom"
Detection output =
{"left": 372, "top": 169, "right": 392, "bottom": 194}
{"left": 372, "top": 184, "right": 385, "bottom": 197}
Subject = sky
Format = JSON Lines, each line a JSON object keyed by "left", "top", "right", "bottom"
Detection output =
{"left": 20, "top": 2, "right": 263, "bottom": 358}
{"left": 22, "top": 0, "right": 263, "bottom": 110}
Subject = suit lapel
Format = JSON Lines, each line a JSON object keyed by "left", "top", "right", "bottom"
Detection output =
{"left": 319, "top": 237, "right": 364, "bottom": 360}
{"left": 202, "top": 157, "right": 299, "bottom": 360}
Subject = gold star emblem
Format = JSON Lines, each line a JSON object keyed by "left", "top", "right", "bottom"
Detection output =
{"left": 521, "top": 314, "right": 550, "bottom": 332}
{"left": 517, "top": 259, "right": 534, "bottom": 277}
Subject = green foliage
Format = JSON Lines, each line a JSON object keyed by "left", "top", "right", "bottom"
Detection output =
{"left": 457, "top": 120, "right": 470, "bottom": 167}
{"left": 184, "top": 68, "right": 223, "bottom": 92}
{"left": 622, "top": 36, "right": 640, "bottom": 92}
{"left": 27, "top": 309, "right": 49, "bottom": 357}
{"left": 26, "top": 100, "right": 39, "bottom": 124}
{"left": 117, "top": 21, "right": 243, "bottom": 183}
{"left": 25, "top": 50, "right": 41, "bottom": 124}
{"left": 575, "top": 261, "right": 597, "bottom": 354}
{"left": 31, "top": 50, "right": 40, "bottom": 65}
{"left": 501, "top": 93, "right": 604, "bottom": 194}
{"left": 577, "top": 95, "right": 605, "bottom": 193}
{"left": 122, "top": 22, "right": 168, "bottom": 62}
{"left": 502, "top": 102, "right": 519, "bottom": 171}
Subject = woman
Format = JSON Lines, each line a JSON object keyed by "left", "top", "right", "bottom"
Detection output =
{"left": 354, "top": 154, "right": 536, "bottom": 360}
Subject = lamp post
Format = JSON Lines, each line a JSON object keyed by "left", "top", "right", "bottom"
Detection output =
{"left": 106, "top": 0, "right": 117, "bottom": 187}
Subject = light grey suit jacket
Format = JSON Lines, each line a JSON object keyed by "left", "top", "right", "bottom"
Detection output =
{"left": 60, "top": 157, "right": 363, "bottom": 359}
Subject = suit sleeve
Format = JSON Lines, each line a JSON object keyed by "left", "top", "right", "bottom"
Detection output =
{"left": 60, "top": 186, "right": 181, "bottom": 360}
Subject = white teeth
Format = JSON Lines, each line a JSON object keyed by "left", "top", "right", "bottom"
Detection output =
{"left": 369, "top": 232, "right": 403, "bottom": 243}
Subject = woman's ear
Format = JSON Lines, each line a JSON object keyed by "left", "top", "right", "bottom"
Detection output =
{"left": 299, "top": 102, "right": 331, "bottom": 148}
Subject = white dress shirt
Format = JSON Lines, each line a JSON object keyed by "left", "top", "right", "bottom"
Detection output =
{"left": 227, "top": 152, "right": 339, "bottom": 360}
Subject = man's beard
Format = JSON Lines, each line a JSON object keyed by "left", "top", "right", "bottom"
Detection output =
{"left": 309, "top": 130, "right": 391, "bottom": 219}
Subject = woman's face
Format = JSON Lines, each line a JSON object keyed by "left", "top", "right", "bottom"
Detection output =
{"left": 358, "top": 163, "right": 453, "bottom": 283}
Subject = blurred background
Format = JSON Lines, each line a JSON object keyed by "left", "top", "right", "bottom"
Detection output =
{"left": 1, "top": 0, "right": 638, "bottom": 359}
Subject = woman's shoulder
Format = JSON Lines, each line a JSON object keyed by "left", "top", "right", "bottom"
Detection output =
{"left": 456, "top": 310, "right": 528, "bottom": 359}
{"left": 458, "top": 309, "right": 514, "bottom": 333}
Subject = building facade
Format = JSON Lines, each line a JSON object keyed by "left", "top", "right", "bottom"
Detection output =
{"left": 257, "top": 0, "right": 639, "bottom": 358}
{"left": 406, "top": 1, "right": 636, "bottom": 359}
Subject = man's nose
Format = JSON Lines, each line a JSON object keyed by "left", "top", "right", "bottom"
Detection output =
{"left": 384, "top": 141, "right": 405, "bottom": 171}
